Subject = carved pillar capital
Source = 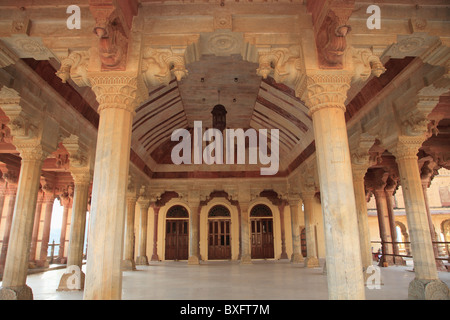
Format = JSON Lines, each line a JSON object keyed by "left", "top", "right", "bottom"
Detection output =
{"left": 302, "top": 72, "right": 353, "bottom": 115}
{"left": 89, "top": 74, "right": 147, "bottom": 114}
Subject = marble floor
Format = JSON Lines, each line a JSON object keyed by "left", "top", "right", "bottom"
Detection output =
{"left": 3, "top": 259, "right": 450, "bottom": 300}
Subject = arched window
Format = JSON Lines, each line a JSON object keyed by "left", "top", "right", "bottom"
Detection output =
{"left": 208, "top": 205, "right": 230, "bottom": 217}
{"left": 167, "top": 205, "right": 189, "bottom": 218}
{"left": 250, "top": 204, "right": 272, "bottom": 217}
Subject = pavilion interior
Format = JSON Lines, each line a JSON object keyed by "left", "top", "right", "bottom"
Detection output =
{"left": 0, "top": 0, "right": 449, "bottom": 300}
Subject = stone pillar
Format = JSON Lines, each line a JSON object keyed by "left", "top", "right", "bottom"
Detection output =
{"left": 151, "top": 205, "right": 160, "bottom": 262}
{"left": 366, "top": 168, "right": 395, "bottom": 266}
{"left": 278, "top": 202, "right": 289, "bottom": 260}
{"left": 84, "top": 76, "right": 142, "bottom": 300}
{"left": 37, "top": 186, "right": 56, "bottom": 268}
{"left": 352, "top": 168, "right": 373, "bottom": 273}
{"left": 240, "top": 202, "right": 252, "bottom": 264}
{"left": 0, "top": 182, "right": 18, "bottom": 273}
{"left": 136, "top": 197, "right": 150, "bottom": 266}
{"left": 58, "top": 172, "right": 91, "bottom": 291}
{"left": 391, "top": 139, "right": 449, "bottom": 299}
{"left": 122, "top": 194, "right": 137, "bottom": 270}
{"left": 0, "top": 146, "right": 49, "bottom": 300}
{"left": 420, "top": 162, "right": 446, "bottom": 271}
{"left": 29, "top": 191, "right": 43, "bottom": 266}
{"left": 58, "top": 191, "right": 72, "bottom": 263}
{"left": 288, "top": 195, "right": 303, "bottom": 264}
{"left": 188, "top": 204, "right": 200, "bottom": 265}
{"left": 302, "top": 192, "right": 319, "bottom": 268}
{"left": 385, "top": 176, "right": 406, "bottom": 266}
{"left": 303, "top": 73, "right": 365, "bottom": 299}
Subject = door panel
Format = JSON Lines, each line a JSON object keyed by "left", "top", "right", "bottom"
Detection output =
{"left": 208, "top": 219, "right": 231, "bottom": 260}
{"left": 251, "top": 218, "right": 274, "bottom": 259}
{"left": 165, "top": 219, "right": 189, "bottom": 260}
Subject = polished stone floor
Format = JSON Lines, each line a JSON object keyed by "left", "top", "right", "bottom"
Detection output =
{"left": 4, "top": 259, "right": 450, "bottom": 300}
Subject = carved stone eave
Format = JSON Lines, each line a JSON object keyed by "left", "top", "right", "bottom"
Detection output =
{"left": 0, "top": 40, "right": 19, "bottom": 69}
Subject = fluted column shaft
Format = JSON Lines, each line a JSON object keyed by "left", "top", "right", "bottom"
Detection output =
{"left": 83, "top": 76, "right": 141, "bottom": 300}
{"left": 352, "top": 170, "right": 373, "bottom": 272}
{"left": 289, "top": 198, "right": 303, "bottom": 263}
{"left": 0, "top": 149, "right": 47, "bottom": 300}
{"left": 188, "top": 204, "right": 200, "bottom": 265}
{"left": 136, "top": 199, "right": 150, "bottom": 265}
{"left": 151, "top": 206, "right": 160, "bottom": 261}
{"left": 303, "top": 193, "right": 319, "bottom": 268}
{"left": 0, "top": 184, "right": 17, "bottom": 272}
{"left": 305, "top": 73, "right": 365, "bottom": 299}
{"left": 123, "top": 195, "right": 137, "bottom": 270}
{"left": 392, "top": 143, "right": 449, "bottom": 299}
{"left": 240, "top": 203, "right": 252, "bottom": 264}
{"left": 57, "top": 177, "right": 90, "bottom": 291}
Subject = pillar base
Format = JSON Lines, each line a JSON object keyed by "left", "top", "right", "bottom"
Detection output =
{"left": 57, "top": 269, "right": 85, "bottom": 291}
{"left": 0, "top": 285, "right": 33, "bottom": 300}
{"left": 378, "top": 255, "right": 394, "bottom": 267}
{"left": 121, "top": 259, "right": 136, "bottom": 271}
{"left": 304, "top": 257, "right": 320, "bottom": 268}
{"left": 150, "top": 254, "right": 159, "bottom": 262}
{"left": 408, "top": 279, "right": 450, "bottom": 300}
{"left": 188, "top": 255, "right": 200, "bottom": 265}
{"left": 240, "top": 255, "right": 252, "bottom": 265}
{"left": 290, "top": 253, "right": 304, "bottom": 264}
{"left": 393, "top": 256, "right": 407, "bottom": 266}
{"left": 136, "top": 256, "right": 149, "bottom": 265}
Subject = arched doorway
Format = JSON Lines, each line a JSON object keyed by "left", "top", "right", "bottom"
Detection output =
{"left": 250, "top": 204, "right": 274, "bottom": 259}
{"left": 208, "top": 205, "right": 232, "bottom": 260}
{"left": 165, "top": 205, "right": 189, "bottom": 260}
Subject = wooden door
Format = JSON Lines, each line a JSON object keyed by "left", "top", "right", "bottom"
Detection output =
{"left": 251, "top": 218, "right": 274, "bottom": 259}
{"left": 208, "top": 219, "right": 231, "bottom": 260}
{"left": 300, "top": 227, "right": 307, "bottom": 257}
{"left": 165, "top": 219, "right": 189, "bottom": 260}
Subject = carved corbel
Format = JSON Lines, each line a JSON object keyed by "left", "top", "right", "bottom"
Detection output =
{"left": 308, "top": 0, "right": 355, "bottom": 69}
{"left": 256, "top": 46, "right": 307, "bottom": 97}
{"left": 89, "top": 0, "right": 138, "bottom": 71}
{"left": 0, "top": 86, "right": 37, "bottom": 141}
{"left": 56, "top": 51, "right": 91, "bottom": 87}
{"left": 398, "top": 85, "right": 448, "bottom": 138}
{"left": 351, "top": 47, "right": 386, "bottom": 83}
{"left": 62, "top": 135, "right": 88, "bottom": 168}
{"left": 141, "top": 47, "right": 188, "bottom": 87}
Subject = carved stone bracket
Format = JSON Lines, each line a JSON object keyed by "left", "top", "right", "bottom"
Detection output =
{"left": 141, "top": 47, "right": 189, "bottom": 87}
{"left": 56, "top": 51, "right": 91, "bottom": 87}
{"left": 256, "top": 46, "right": 307, "bottom": 97}
{"left": 308, "top": 0, "right": 355, "bottom": 69}
{"left": 351, "top": 47, "right": 386, "bottom": 83}
{"left": 89, "top": 0, "right": 138, "bottom": 71}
